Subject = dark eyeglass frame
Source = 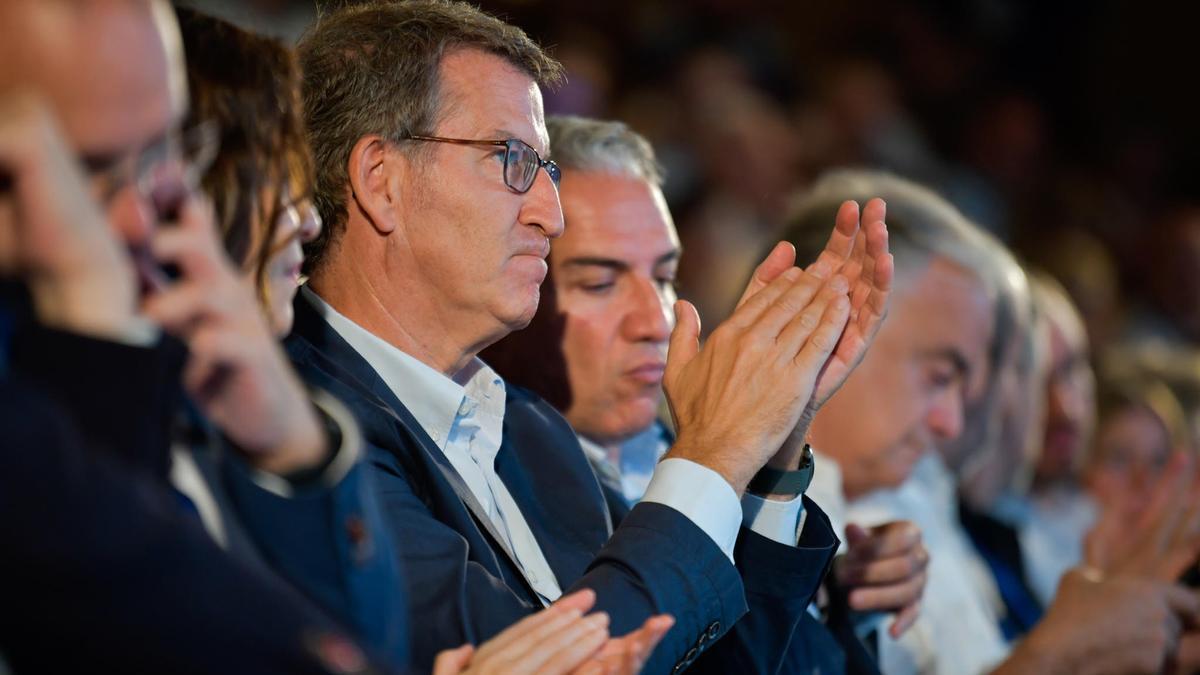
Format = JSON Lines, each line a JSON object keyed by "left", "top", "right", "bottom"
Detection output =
{"left": 402, "top": 133, "right": 560, "bottom": 194}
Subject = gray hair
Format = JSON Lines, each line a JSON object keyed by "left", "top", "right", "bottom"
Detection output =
{"left": 298, "top": 0, "right": 564, "bottom": 274}
{"left": 546, "top": 115, "right": 664, "bottom": 186}
{"left": 783, "top": 169, "right": 1006, "bottom": 296}
{"left": 785, "top": 169, "right": 1038, "bottom": 480}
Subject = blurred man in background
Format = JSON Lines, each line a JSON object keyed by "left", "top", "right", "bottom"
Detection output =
{"left": 787, "top": 170, "right": 1200, "bottom": 675}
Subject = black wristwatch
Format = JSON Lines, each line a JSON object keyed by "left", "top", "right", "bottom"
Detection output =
{"left": 747, "top": 444, "right": 815, "bottom": 497}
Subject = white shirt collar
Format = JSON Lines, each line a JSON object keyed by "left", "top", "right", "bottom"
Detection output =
{"left": 301, "top": 286, "right": 504, "bottom": 449}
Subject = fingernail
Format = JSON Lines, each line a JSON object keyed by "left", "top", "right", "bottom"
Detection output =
{"left": 831, "top": 276, "right": 849, "bottom": 292}
{"left": 784, "top": 267, "right": 802, "bottom": 281}
{"left": 586, "top": 612, "right": 610, "bottom": 627}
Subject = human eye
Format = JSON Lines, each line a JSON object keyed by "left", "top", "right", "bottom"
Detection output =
{"left": 580, "top": 280, "right": 615, "bottom": 294}
{"left": 573, "top": 271, "right": 617, "bottom": 295}
{"left": 925, "top": 361, "right": 958, "bottom": 390}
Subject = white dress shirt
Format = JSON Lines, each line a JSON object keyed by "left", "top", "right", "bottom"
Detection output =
{"left": 578, "top": 429, "right": 809, "bottom": 547}
{"left": 1020, "top": 486, "right": 1095, "bottom": 607}
{"left": 304, "top": 288, "right": 771, "bottom": 601}
{"left": 847, "top": 454, "right": 1010, "bottom": 675}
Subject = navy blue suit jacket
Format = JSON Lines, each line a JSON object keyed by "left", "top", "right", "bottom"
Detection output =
{"left": 0, "top": 311, "right": 390, "bottom": 673}
{"left": 0, "top": 288, "right": 406, "bottom": 670}
{"left": 286, "top": 293, "right": 846, "bottom": 673}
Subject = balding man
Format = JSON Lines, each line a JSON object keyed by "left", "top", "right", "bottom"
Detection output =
{"left": 0, "top": 1, "right": 400, "bottom": 670}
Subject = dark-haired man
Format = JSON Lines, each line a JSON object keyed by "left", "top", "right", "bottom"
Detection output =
{"left": 288, "top": 3, "right": 893, "bottom": 671}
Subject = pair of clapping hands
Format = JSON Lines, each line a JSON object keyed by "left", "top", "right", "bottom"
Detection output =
{"left": 664, "top": 198, "right": 927, "bottom": 636}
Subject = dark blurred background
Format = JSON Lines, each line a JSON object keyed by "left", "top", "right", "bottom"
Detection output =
{"left": 182, "top": 0, "right": 1200, "bottom": 377}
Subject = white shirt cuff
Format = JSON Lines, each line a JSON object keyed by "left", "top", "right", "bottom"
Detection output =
{"left": 742, "top": 492, "right": 806, "bottom": 545}
{"left": 641, "top": 458, "right": 741, "bottom": 562}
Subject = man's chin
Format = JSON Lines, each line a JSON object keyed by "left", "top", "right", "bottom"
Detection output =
{"left": 493, "top": 291, "right": 541, "bottom": 335}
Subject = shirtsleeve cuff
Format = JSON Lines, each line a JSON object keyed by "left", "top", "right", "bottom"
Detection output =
{"left": 641, "top": 457, "right": 742, "bottom": 562}
{"left": 742, "top": 492, "right": 807, "bottom": 546}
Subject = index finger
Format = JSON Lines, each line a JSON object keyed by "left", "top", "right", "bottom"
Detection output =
{"left": 734, "top": 241, "right": 797, "bottom": 310}
{"left": 844, "top": 521, "right": 922, "bottom": 562}
{"left": 804, "top": 200, "right": 861, "bottom": 280}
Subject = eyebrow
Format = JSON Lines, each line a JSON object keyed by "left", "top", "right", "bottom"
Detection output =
{"left": 920, "top": 347, "right": 971, "bottom": 379}
{"left": 79, "top": 127, "right": 172, "bottom": 174}
{"left": 560, "top": 250, "right": 682, "bottom": 271}
{"left": 491, "top": 128, "right": 547, "bottom": 155}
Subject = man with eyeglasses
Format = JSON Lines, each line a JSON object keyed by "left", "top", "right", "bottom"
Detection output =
{"left": 0, "top": 0, "right": 409, "bottom": 669}
{"left": 288, "top": 1, "right": 892, "bottom": 672}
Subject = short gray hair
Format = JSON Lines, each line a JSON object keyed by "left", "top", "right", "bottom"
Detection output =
{"left": 546, "top": 115, "right": 664, "bottom": 186}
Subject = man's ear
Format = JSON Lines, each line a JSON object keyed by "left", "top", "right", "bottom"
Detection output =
{"left": 347, "top": 135, "right": 400, "bottom": 235}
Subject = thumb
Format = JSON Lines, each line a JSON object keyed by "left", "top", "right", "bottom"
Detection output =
{"left": 666, "top": 300, "right": 701, "bottom": 381}
{"left": 432, "top": 644, "right": 475, "bottom": 675}
{"left": 735, "top": 241, "right": 796, "bottom": 309}
{"left": 844, "top": 523, "right": 871, "bottom": 549}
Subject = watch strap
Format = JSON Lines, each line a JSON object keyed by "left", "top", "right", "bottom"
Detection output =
{"left": 747, "top": 444, "right": 815, "bottom": 497}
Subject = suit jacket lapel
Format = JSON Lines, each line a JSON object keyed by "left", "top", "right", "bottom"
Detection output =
{"left": 288, "top": 293, "right": 522, "bottom": 567}
{"left": 495, "top": 390, "right": 612, "bottom": 588}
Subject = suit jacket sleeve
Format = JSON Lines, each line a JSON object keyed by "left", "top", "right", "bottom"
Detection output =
{"left": 367, "top": 439, "right": 748, "bottom": 675}
{"left": 218, "top": 413, "right": 410, "bottom": 666}
{"left": 687, "top": 497, "right": 848, "bottom": 675}
{"left": 8, "top": 319, "right": 183, "bottom": 477}
{"left": 9, "top": 317, "right": 408, "bottom": 668}
{"left": 0, "top": 376, "right": 384, "bottom": 674}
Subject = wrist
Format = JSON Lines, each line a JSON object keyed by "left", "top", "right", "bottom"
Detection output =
{"left": 665, "top": 432, "right": 754, "bottom": 497}
{"left": 1004, "top": 621, "right": 1073, "bottom": 675}
{"left": 748, "top": 445, "right": 814, "bottom": 501}
{"left": 28, "top": 275, "right": 139, "bottom": 341}
{"left": 766, "top": 421, "right": 812, "bottom": 471}
{"left": 247, "top": 407, "right": 328, "bottom": 476}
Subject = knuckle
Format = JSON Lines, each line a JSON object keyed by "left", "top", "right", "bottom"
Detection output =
{"left": 807, "top": 330, "right": 834, "bottom": 353}
{"left": 796, "top": 310, "right": 819, "bottom": 333}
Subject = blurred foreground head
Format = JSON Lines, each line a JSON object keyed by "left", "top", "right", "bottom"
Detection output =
{"left": 485, "top": 115, "right": 676, "bottom": 443}
{"left": 176, "top": 8, "right": 321, "bottom": 336}
{"left": 0, "top": 0, "right": 189, "bottom": 259}
{"left": 785, "top": 170, "right": 1000, "bottom": 499}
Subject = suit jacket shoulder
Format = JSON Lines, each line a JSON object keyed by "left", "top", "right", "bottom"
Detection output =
{"left": 286, "top": 293, "right": 748, "bottom": 674}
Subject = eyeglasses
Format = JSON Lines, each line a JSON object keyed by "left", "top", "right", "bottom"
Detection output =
{"left": 81, "top": 120, "right": 220, "bottom": 217}
{"left": 403, "top": 133, "right": 560, "bottom": 194}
